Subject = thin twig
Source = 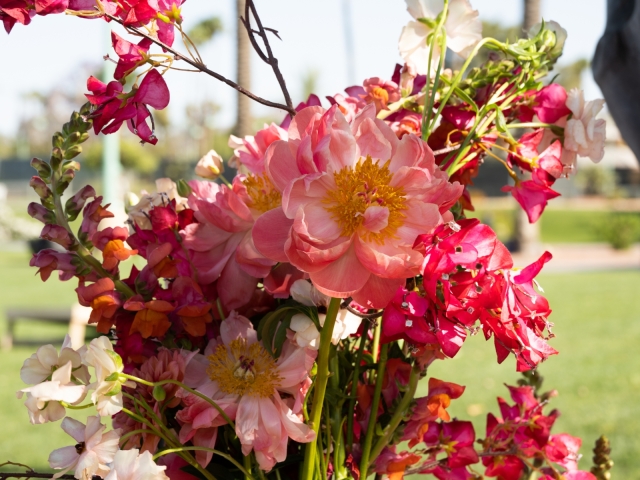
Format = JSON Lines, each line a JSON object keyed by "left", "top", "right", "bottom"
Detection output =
{"left": 0, "top": 474, "right": 76, "bottom": 480}
{"left": 102, "top": 12, "right": 295, "bottom": 116}
{"left": 345, "top": 305, "right": 383, "bottom": 320}
{"left": 241, "top": 0, "right": 294, "bottom": 111}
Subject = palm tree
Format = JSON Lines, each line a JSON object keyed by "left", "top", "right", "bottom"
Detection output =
{"left": 235, "top": 0, "right": 252, "bottom": 137}
{"left": 515, "top": 0, "right": 542, "bottom": 254}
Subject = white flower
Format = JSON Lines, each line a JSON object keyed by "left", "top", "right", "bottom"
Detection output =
{"left": 18, "top": 362, "right": 87, "bottom": 425}
{"left": 290, "top": 309, "right": 362, "bottom": 350}
{"left": 399, "top": 0, "right": 482, "bottom": 74}
{"left": 105, "top": 449, "right": 169, "bottom": 480}
{"left": 290, "top": 314, "right": 321, "bottom": 349}
{"left": 195, "top": 149, "right": 225, "bottom": 180}
{"left": 563, "top": 89, "right": 606, "bottom": 167}
{"left": 127, "top": 178, "right": 187, "bottom": 230}
{"left": 84, "top": 337, "right": 133, "bottom": 416}
{"left": 20, "top": 334, "right": 90, "bottom": 385}
{"left": 49, "top": 416, "right": 121, "bottom": 479}
{"left": 290, "top": 280, "right": 330, "bottom": 307}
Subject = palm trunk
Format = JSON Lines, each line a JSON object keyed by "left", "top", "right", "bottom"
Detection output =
{"left": 235, "top": 0, "right": 252, "bottom": 137}
{"left": 514, "top": 0, "right": 542, "bottom": 255}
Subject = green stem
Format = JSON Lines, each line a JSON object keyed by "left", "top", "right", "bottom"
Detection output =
{"left": 371, "top": 321, "right": 382, "bottom": 364}
{"left": 346, "top": 329, "right": 369, "bottom": 452}
{"left": 368, "top": 364, "right": 421, "bottom": 467}
{"left": 506, "top": 122, "right": 555, "bottom": 129}
{"left": 359, "top": 343, "right": 389, "bottom": 478}
{"left": 118, "top": 428, "right": 157, "bottom": 448}
{"left": 243, "top": 455, "right": 253, "bottom": 480}
{"left": 120, "top": 374, "right": 236, "bottom": 429}
{"left": 154, "top": 447, "right": 254, "bottom": 479}
{"left": 300, "top": 297, "right": 341, "bottom": 480}
{"left": 423, "top": 1, "right": 448, "bottom": 140}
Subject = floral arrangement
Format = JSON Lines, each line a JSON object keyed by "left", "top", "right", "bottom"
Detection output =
{"left": 2, "top": 0, "right": 612, "bottom": 479}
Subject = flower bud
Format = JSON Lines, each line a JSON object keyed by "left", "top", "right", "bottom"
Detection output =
{"left": 195, "top": 150, "right": 224, "bottom": 179}
{"left": 29, "top": 176, "right": 52, "bottom": 200}
{"left": 40, "top": 224, "right": 73, "bottom": 249}
{"left": 400, "top": 62, "right": 417, "bottom": 96}
{"left": 28, "top": 202, "right": 55, "bottom": 224}
{"left": 31, "top": 157, "right": 52, "bottom": 181}
{"left": 63, "top": 145, "right": 83, "bottom": 160}
{"left": 176, "top": 179, "right": 193, "bottom": 197}
{"left": 65, "top": 185, "right": 96, "bottom": 222}
{"left": 152, "top": 384, "right": 167, "bottom": 402}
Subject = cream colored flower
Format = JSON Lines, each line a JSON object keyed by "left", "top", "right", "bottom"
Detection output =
{"left": 563, "top": 89, "right": 606, "bottom": 167}
{"left": 195, "top": 150, "right": 225, "bottom": 180}
{"left": 104, "top": 449, "right": 169, "bottom": 480}
{"left": 399, "top": 0, "right": 482, "bottom": 74}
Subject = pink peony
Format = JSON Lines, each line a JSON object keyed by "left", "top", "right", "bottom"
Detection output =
{"left": 253, "top": 104, "right": 462, "bottom": 307}
{"left": 180, "top": 312, "right": 316, "bottom": 471}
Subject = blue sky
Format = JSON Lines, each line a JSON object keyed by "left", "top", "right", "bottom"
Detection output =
{"left": 0, "top": 0, "right": 607, "bottom": 135}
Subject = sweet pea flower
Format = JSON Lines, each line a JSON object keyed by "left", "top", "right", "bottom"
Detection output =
{"left": 399, "top": 0, "right": 482, "bottom": 74}
{"left": 127, "top": 178, "right": 187, "bottom": 231}
{"left": 195, "top": 149, "right": 225, "bottom": 180}
{"left": 180, "top": 312, "right": 316, "bottom": 470}
{"left": 290, "top": 308, "right": 362, "bottom": 350}
{"left": 105, "top": 449, "right": 169, "bottom": 480}
{"left": 49, "top": 416, "right": 121, "bottom": 479}
{"left": 30, "top": 249, "right": 78, "bottom": 281}
{"left": 563, "top": 89, "right": 606, "bottom": 168}
{"left": 21, "top": 334, "right": 90, "bottom": 385}
{"left": 253, "top": 104, "right": 462, "bottom": 308}
{"left": 84, "top": 336, "right": 135, "bottom": 416}
{"left": 374, "top": 446, "right": 421, "bottom": 480}
{"left": 18, "top": 362, "right": 87, "bottom": 425}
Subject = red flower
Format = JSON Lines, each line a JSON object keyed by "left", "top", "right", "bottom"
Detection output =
{"left": 503, "top": 180, "right": 560, "bottom": 224}
{"left": 111, "top": 31, "right": 152, "bottom": 81}
{"left": 76, "top": 278, "right": 121, "bottom": 333}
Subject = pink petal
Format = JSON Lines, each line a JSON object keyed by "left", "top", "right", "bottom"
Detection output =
{"left": 309, "top": 243, "right": 370, "bottom": 298}
{"left": 252, "top": 208, "right": 294, "bottom": 263}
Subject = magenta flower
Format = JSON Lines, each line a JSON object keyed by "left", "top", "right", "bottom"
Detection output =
{"left": 85, "top": 68, "right": 170, "bottom": 144}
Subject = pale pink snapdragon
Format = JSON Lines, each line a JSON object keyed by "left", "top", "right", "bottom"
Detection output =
{"left": 195, "top": 149, "right": 225, "bottom": 180}
{"left": 48, "top": 416, "right": 121, "bottom": 479}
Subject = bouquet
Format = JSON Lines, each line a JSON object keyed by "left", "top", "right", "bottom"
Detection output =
{"left": 3, "top": 0, "right": 611, "bottom": 478}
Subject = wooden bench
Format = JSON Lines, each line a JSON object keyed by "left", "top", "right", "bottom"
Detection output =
{"left": 3, "top": 304, "right": 93, "bottom": 349}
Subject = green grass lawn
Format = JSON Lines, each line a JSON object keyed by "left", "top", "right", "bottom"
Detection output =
{"left": 0, "top": 250, "right": 639, "bottom": 476}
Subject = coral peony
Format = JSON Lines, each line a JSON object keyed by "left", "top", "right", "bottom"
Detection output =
{"left": 253, "top": 104, "right": 462, "bottom": 308}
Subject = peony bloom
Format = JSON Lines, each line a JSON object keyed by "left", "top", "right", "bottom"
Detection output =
{"left": 399, "top": 0, "right": 482, "bottom": 74}
{"left": 105, "top": 449, "right": 169, "bottom": 480}
{"left": 84, "top": 337, "right": 134, "bottom": 416}
{"left": 563, "top": 89, "right": 606, "bottom": 168}
{"left": 195, "top": 149, "right": 225, "bottom": 180}
{"left": 228, "top": 123, "right": 288, "bottom": 174}
{"left": 253, "top": 104, "right": 462, "bottom": 308}
{"left": 48, "top": 416, "right": 121, "bottom": 479}
{"left": 180, "top": 312, "right": 316, "bottom": 470}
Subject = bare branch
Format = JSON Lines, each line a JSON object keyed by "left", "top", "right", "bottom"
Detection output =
{"left": 242, "top": 0, "right": 294, "bottom": 112}
{"left": 0, "top": 463, "right": 75, "bottom": 480}
{"left": 102, "top": 12, "right": 295, "bottom": 116}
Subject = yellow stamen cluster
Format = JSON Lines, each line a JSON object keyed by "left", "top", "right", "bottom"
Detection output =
{"left": 207, "top": 338, "right": 281, "bottom": 398}
{"left": 323, "top": 156, "right": 407, "bottom": 244}
{"left": 243, "top": 174, "right": 282, "bottom": 213}
{"left": 369, "top": 86, "right": 389, "bottom": 105}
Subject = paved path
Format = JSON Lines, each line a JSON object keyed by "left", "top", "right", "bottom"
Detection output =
{"left": 511, "top": 243, "right": 640, "bottom": 273}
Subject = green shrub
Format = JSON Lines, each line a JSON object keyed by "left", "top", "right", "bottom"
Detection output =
{"left": 594, "top": 213, "right": 640, "bottom": 250}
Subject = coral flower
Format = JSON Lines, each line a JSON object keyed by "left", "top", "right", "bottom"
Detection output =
{"left": 181, "top": 312, "right": 315, "bottom": 471}
{"left": 253, "top": 104, "right": 462, "bottom": 307}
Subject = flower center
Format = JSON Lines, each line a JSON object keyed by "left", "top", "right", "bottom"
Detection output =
{"left": 370, "top": 86, "right": 389, "bottom": 104}
{"left": 207, "top": 338, "right": 281, "bottom": 398}
{"left": 322, "top": 156, "right": 407, "bottom": 244}
{"left": 243, "top": 174, "right": 282, "bottom": 213}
